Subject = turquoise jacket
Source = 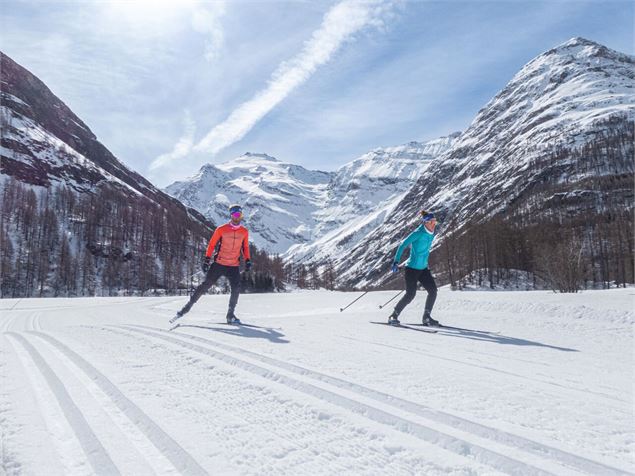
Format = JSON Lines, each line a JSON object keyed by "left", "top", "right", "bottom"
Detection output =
{"left": 394, "top": 224, "right": 435, "bottom": 270}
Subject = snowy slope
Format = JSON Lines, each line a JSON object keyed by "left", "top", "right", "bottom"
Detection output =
{"left": 286, "top": 134, "right": 460, "bottom": 264}
{"left": 1, "top": 289, "right": 633, "bottom": 474}
{"left": 334, "top": 37, "right": 635, "bottom": 287}
{"left": 166, "top": 135, "right": 458, "bottom": 256}
{"left": 0, "top": 51, "right": 210, "bottom": 226}
{"left": 165, "top": 153, "right": 332, "bottom": 254}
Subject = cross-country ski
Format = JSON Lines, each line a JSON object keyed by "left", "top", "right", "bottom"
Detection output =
{"left": 369, "top": 321, "right": 439, "bottom": 333}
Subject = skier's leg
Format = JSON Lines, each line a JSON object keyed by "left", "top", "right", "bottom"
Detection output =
{"left": 392, "top": 268, "right": 419, "bottom": 317}
{"left": 419, "top": 269, "right": 439, "bottom": 325}
{"left": 419, "top": 268, "right": 438, "bottom": 313}
{"left": 178, "top": 264, "right": 221, "bottom": 315}
{"left": 226, "top": 266, "right": 241, "bottom": 314}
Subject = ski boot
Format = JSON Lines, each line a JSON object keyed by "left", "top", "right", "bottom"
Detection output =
{"left": 422, "top": 311, "right": 440, "bottom": 327}
{"left": 226, "top": 310, "right": 241, "bottom": 325}
{"left": 387, "top": 312, "right": 400, "bottom": 326}
{"left": 169, "top": 310, "right": 184, "bottom": 324}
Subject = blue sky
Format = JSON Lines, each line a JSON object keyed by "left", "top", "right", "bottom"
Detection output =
{"left": 1, "top": 0, "right": 633, "bottom": 186}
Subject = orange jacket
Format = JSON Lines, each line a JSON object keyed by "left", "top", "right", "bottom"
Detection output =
{"left": 205, "top": 223, "right": 250, "bottom": 267}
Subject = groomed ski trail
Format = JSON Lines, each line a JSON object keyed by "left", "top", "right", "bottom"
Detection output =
{"left": 1, "top": 290, "right": 632, "bottom": 475}
{"left": 108, "top": 323, "right": 631, "bottom": 476}
{"left": 2, "top": 311, "right": 206, "bottom": 475}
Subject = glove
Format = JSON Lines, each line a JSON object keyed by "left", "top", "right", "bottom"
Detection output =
{"left": 202, "top": 257, "right": 211, "bottom": 273}
{"left": 245, "top": 259, "right": 252, "bottom": 272}
{"left": 391, "top": 262, "right": 399, "bottom": 273}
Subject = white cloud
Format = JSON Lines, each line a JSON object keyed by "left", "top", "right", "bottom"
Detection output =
{"left": 188, "top": 0, "right": 396, "bottom": 157}
{"left": 195, "top": 0, "right": 391, "bottom": 154}
{"left": 150, "top": 111, "right": 196, "bottom": 171}
{"left": 191, "top": 2, "right": 227, "bottom": 62}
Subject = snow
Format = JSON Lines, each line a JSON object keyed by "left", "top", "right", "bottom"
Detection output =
{"left": 1, "top": 106, "right": 143, "bottom": 196}
{"left": 332, "top": 38, "right": 635, "bottom": 288}
{"left": 0, "top": 92, "right": 29, "bottom": 107}
{"left": 165, "top": 135, "right": 459, "bottom": 256}
{"left": 1, "top": 289, "right": 633, "bottom": 475}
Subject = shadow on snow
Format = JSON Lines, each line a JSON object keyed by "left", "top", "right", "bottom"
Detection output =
{"left": 177, "top": 323, "right": 289, "bottom": 344}
{"left": 433, "top": 327, "right": 579, "bottom": 352}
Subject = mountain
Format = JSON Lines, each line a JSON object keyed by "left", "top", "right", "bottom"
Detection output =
{"left": 165, "top": 135, "right": 459, "bottom": 256}
{"left": 285, "top": 134, "right": 460, "bottom": 264}
{"left": 0, "top": 51, "right": 213, "bottom": 297}
{"left": 0, "top": 52, "right": 210, "bottom": 216}
{"left": 331, "top": 37, "right": 634, "bottom": 288}
{"left": 165, "top": 153, "right": 332, "bottom": 254}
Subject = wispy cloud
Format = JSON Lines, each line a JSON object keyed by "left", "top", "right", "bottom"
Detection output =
{"left": 194, "top": 0, "right": 395, "bottom": 155}
{"left": 150, "top": 111, "right": 196, "bottom": 171}
{"left": 191, "top": 2, "right": 227, "bottom": 62}
{"left": 151, "top": 0, "right": 396, "bottom": 172}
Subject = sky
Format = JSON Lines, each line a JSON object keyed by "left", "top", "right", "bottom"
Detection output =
{"left": 1, "top": 0, "right": 633, "bottom": 187}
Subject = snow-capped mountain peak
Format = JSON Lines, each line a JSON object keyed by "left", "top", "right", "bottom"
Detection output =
{"left": 330, "top": 38, "right": 634, "bottom": 288}
{"left": 165, "top": 154, "right": 333, "bottom": 253}
{"left": 166, "top": 134, "right": 459, "bottom": 255}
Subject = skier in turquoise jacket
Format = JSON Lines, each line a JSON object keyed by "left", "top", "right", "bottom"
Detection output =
{"left": 388, "top": 210, "right": 440, "bottom": 326}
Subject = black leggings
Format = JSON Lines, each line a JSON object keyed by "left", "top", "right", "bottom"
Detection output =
{"left": 393, "top": 267, "right": 437, "bottom": 317}
{"left": 179, "top": 263, "right": 241, "bottom": 315}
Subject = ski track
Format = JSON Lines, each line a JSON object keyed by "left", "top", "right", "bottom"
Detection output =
{"left": 5, "top": 333, "right": 120, "bottom": 475}
{"left": 337, "top": 334, "right": 630, "bottom": 409}
{"left": 127, "top": 323, "right": 633, "bottom": 476}
{"left": 0, "top": 297, "right": 150, "bottom": 314}
{"left": 27, "top": 331, "right": 208, "bottom": 476}
{"left": 100, "top": 325, "right": 544, "bottom": 475}
{"left": 2, "top": 292, "right": 632, "bottom": 475}
{"left": 107, "top": 323, "right": 630, "bottom": 476}
{"left": 30, "top": 333, "right": 180, "bottom": 475}
{"left": 4, "top": 333, "right": 83, "bottom": 475}
{"left": 122, "top": 324, "right": 632, "bottom": 476}
{"left": 252, "top": 309, "right": 629, "bottom": 408}
{"left": 1, "top": 309, "right": 207, "bottom": 476}
{"left": 76, "top": 325, "right": 473, "bottom": 475}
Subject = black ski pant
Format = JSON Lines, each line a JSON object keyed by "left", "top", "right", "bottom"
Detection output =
{"left": 393, "top": 267, "right": 437, "bottom": 317}
{"left": 179, "top": 263, "right": 241, "bottom": 316}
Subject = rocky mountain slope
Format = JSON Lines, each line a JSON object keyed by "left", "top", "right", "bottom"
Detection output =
{"left": 165, "top": 153, "right": 331, "bottom": 254}
{"left": 335, "top": 37, "right": 634, "bottom": 287}
{"left": 0, "top": 52, "right": 209, "bottom": 227}
{"left": 165, "top": 135, "right": 459, "bottom": 256}
{"left": 0, "top": 51, "right": 214, "bottom": 296}
{"left": 286, "top": 134, "right": 460, "bottom": 263}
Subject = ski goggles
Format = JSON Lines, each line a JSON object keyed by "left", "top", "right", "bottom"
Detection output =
{"left": 422, "top": 213, "right": 436, "bottom": 222}
{"left": 229, "top": 206, "right": 243, "bottom": 218}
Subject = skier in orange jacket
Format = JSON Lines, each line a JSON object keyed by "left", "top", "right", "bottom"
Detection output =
{"left": 174, "top": 204, "right": 251, "bottom": 324}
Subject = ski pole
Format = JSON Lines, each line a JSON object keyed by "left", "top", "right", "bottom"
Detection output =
{"left": 339, "top": 291, "right": 369, "bottom": 312}
{"left": 378, "top": 290, "right": 403, "bottom": 309}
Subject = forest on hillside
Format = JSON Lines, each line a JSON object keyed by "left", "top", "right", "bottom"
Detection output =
{"left": 428, "top": 121, "right": 634, "bottom": 292}
{"left": 0, "top": 179, "right": 288, "bottom": 298}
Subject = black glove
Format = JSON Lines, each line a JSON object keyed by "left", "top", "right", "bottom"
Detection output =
{"left": 202, "top": 257, "right": 211, "bottom": 273}
{"left": 245, "top": 259, "right": 252, "bottom": 272}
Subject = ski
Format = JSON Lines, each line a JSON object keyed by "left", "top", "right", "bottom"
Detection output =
{"left": 409, "top": 323, "right": 500, "bottom": 334}
{"left": 370, "top": 321, "right": 437, "bottom": 333}
{"left": 168, "top": 313, "right": 183, "bottom": 324}
{"left": 168, "top": 323, "right": 180, "bottom": 331}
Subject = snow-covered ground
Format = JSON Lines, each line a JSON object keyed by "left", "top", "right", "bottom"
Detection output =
{"left": 1, "top": 289, "right": 633, "bottom": 475}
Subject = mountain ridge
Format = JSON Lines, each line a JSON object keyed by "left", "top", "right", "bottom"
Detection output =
{"left": 165, "top": 133, "right": 460, "bottom": 256}
{"left": 331, "top": 37, "right": 634, "bottom": 287}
